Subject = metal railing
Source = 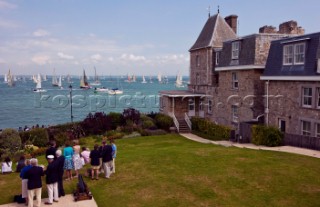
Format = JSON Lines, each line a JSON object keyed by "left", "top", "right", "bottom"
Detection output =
{"left": 184, "top": 113, "right": 192, "bottom": 130}
{"left": 168, "top": 112, "right": 179, "bottom": 132}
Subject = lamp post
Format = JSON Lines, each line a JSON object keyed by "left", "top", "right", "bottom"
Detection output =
{"left": 69, "top": 84, "right": 73, "bottom": 123}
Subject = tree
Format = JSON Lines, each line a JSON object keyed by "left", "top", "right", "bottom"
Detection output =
{"left": 0, "top": 128, "right": 22, "bottom": 156}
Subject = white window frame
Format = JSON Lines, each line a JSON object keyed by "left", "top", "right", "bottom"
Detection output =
{"left": 232, "top": 72, "right": 238, "bottom": 89}
{"left": 208, "top": 100, "right": 212, "bottom": 114}
{"left": 294, "top": 43, "right": 305, "bottom": 65}
{"left": 215, "top": 52, "right": 220, "bottom": 65}
{"left": 315, "top": 123, "right": 320, "bottom": 138}
{"left": 283, "top": 45, "right": 293, "bottom": 65}
{"left": 301, "top": 120, "right": 311, "bottom": 136}
{"left": 283, "top": 42, "right": 305, "bottom": 65}
{"left": 188, "top": 98, "right": 195, "bottom": 111}
{"left": 232, "top": 41, "right": 240, "bottom": 60}
{"left": 317, "top": 87, "right": 320, "bottom": 109}
{"left": 196, "top": 55, "right": 200, "bottom": 67}
{"left": 231, "top": 105, "right": 239, "bottom": 123}
{"left": 302, "top": 87, "right": 312, "bottom": 108}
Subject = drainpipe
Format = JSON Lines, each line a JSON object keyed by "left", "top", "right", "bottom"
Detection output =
{"left": 207, "top": 49, "right": 209, "bottom": 85}
{"left": 173, "top": 97, "right": 175, "bottom": 115}
{"left": 265, "top": 80, "right": 269, "bottom": 126}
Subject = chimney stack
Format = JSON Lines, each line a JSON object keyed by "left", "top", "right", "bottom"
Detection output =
{"left": 225, "top": 15, "right": 238, "bottom": 34}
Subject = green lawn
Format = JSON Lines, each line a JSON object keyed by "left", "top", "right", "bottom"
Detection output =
{"left": 1, "top": 134, "right": 320, "bottom": 207}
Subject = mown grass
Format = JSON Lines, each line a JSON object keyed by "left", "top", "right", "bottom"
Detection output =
{"left": 0, "top": 134, "right": 320, "bottom": 206}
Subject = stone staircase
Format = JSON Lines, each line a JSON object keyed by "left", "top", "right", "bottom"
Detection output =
{"left": 178, "top": 119, "right": 191, "bottom": 133}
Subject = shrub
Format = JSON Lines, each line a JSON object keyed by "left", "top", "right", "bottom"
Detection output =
{"left": 54, "top": 132, "right": 68, "bottom": 147}
{"left": 20, "top": 128, "right": 49, "bottom": 147}
{"left": 31, "top": 147, "right": 47, "bottom": 157}
{"left": 252, "top": 125, "right": 283, "bottom": 147}
{"left": 121, "top": 108, "right": 141, "bottom": 125}
{"left": 154, "top": 114, "right": 173, "bottom": 131}
{"left": 191, "top": 117, "right": 231, "bottom": 141}
{"left": 81, "top": 112, "right": 112, "bottom": 135}
{"left": 0, "top": 128, "right": 22, "bottom": 156}
{"left": 107, "top": 112, "right": 122, "bottom": 130}
{"left": 140, "top": 115, "right": 156, "bottom": 129}
{"left": 106, "top": 130, "right": 125, "bottom": 140}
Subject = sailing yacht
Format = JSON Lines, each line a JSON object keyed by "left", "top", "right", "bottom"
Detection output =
{"left": 58, "top": 76, "right": 63, "bottom": 89}
{"left": 80, "top": 70, "right": 90, "bottom": 89}
{"left": 175, "top": 72, "right": 184, "bottom": 88}
{"left": 7, "top": 69, "right": 15, "bottom": 87}
{"left": 90, "top": 67, "right": 101, "bottom": 86}
{"left": 108, "top": 78, "right": 123, "bottom": 95}
{"left": 33, "top": 74, "right": 47, "bottom": 92}
{"left": 52, "top": 69, "right": 59, "bottom": 86}
{"left": 3, "top": 74, "right": 8, "bottom": 83}
{"left": 141, "top": 75, "right": 147, "bottom": 83}
{"left": 157, "top": 72, "right": 162, "bottom": 83}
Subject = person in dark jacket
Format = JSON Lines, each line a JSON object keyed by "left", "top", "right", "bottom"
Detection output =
{"left": 102, "top": 143, "right": 113, "bottom": 178}
{"left": 90, "top": 144, "right": 101, "bottom": 180}
{"left": 16, "top": 155, "right": 26, "bottom": 172}
{"left": 44, "top": 155, "right": 59, "bottom": 205}
{"left": 55, "top": 149, "right": 65, "bottom": 197}
{"left": 46, "top": 140, "right": 57, "bottom": 160}
{"left": 25, "top": 158, "right": 44, "bottom": 207}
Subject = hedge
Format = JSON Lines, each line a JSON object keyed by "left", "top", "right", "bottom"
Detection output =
{"left": 191, "top": 117, "right": 231, "bottom": 141}
{"left": 19, "top": 128, "right": 49, "bottom": 147}
{"left": 251, "top": 125, "right": 283, "bottom": 147}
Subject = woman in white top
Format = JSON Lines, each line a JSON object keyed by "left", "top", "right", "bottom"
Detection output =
{"left": 1, "top": 157, "right": 12, "bottom": 174}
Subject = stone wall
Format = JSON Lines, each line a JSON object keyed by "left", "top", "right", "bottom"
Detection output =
{"left": 189, "top": 48, "right": 216, "bottom": 93}
{"left": 266, "top": 81, "right": 320, "bottom": 135}
{"left": 212, "top": 70, "right": 265, "bottom": 129}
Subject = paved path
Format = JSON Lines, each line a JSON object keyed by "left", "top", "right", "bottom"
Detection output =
{"left": 0, "top": 194, "right": 98, "bottom": 207}
{"left": 180, "top": 133, "right": 320, "bottom": 159}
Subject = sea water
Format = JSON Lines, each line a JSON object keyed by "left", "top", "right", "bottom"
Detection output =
{"left": 0, "top": 76, "right": 187, "bottom": 130}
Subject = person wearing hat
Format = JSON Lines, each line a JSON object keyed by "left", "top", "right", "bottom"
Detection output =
{"left": 25, "top": 158, "right": 44, "bottom": 207}
{"left": 44, "top": 155, "right": 59, "bottom": 205}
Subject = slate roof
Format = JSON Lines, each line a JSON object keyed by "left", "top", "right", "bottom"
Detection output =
{"left": 189, "top": 13, "right": 237, "bottom": 51}
{"left": 263, "top": 32, "right": 320, "bottom": 77}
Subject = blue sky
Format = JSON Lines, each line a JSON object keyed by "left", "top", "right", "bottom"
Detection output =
{"left": 1, "top": 0, "right": 320, "bottom": 76}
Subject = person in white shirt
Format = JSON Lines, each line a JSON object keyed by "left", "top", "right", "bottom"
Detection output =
{"left": 1, "top": 157, "right": 12, "bottom": 174}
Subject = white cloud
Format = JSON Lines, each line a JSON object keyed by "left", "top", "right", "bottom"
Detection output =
{"left": 0, "top": 19, "right": 19, "bottom": 28}
{"left": 33, "top": 29, "right": 50, "bottom": 37}
{"left": 108, "top": 57, "right": 114, "bottom": 62}
{"left": 31, "top": 55, "right": 50, "bottom": 65}
{"left": 120, "top": 53, "right": 146, "bottom": 62}
{"left": 57, "top": 52, "right": 74, "bottom": 60}
{"left": 91, "top": 53, "right": 102, "bottom": 61}
{"left": 0, "top": 0, "right": 17, "bottom": 9}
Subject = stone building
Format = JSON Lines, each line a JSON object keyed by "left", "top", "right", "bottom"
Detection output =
{"left": 214, "top": 33, "right": 292, "bottom": 129}
{"left": 261, "top": 32, "right": 320, "bottom": 137}
{"left": 159, "top": 12, "right": 236, "bottom": 132}
{"left": 159, "top": 10, "right": 312, "bottom": 137}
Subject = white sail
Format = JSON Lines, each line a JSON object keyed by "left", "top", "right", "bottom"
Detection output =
{"left": 36, "top": 74, "right": 42, "bottom": 89}
{"left": 91, "top": 66, "right": 101, "bottom": 86}
{"left": 4, "top": 74, "right": 7, "bottom": 83}
{"left": 7, "top": 69, "right": 15, "bottom": 87}
{"left": 175, "top": 71, "right": 184, "bottom": 88}
{"left": 58, "top": 76, "right": 62, "bottom": 87}
{"left": 157, "top": 72, "right": 162, "bottom": 83}
{"left": 52, "top": 69, "right": 58, "bottom": 86}
{"left": 141, "top": 75, "right": 147, "bottom": 83}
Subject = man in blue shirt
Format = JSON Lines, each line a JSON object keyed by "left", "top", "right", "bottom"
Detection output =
{"left": 110, "top": 139, "right": 117, "bottom": 174}
{"left": 20, "top": 159, "right": 32, "bottom": 206}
